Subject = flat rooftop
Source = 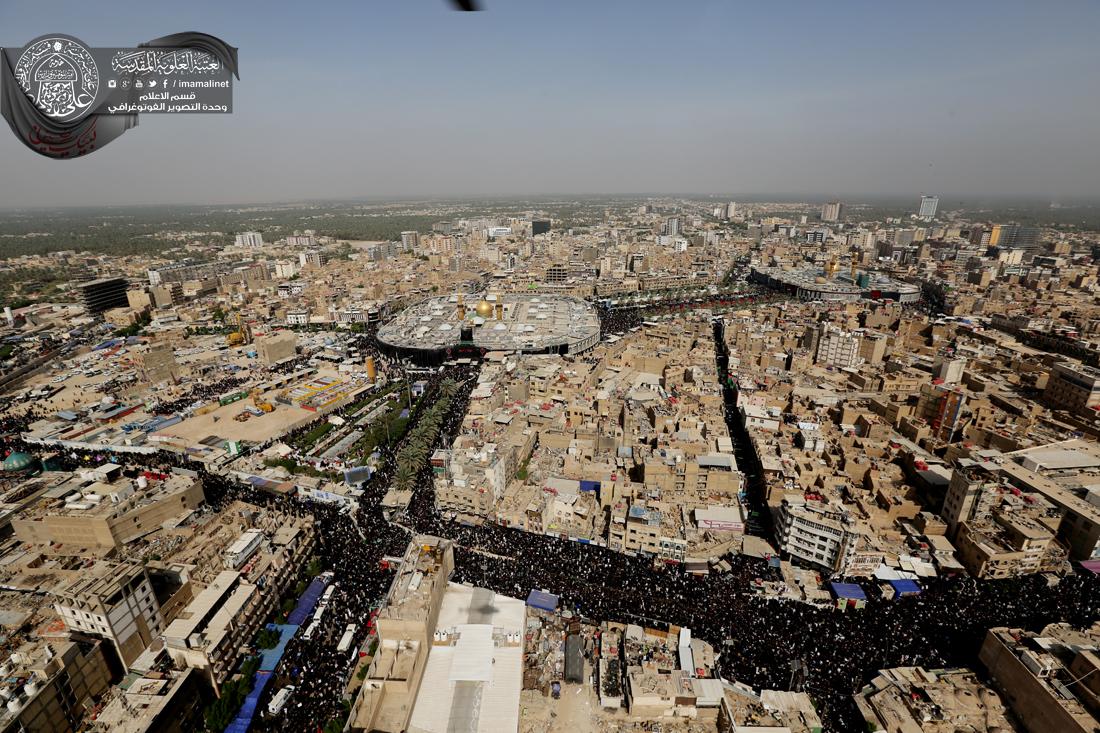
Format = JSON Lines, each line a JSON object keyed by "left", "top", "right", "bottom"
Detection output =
{"left": 408, "top": 583, "right": 525, "bottom": 733}
{"left": 378, "top": 293, "right": 600, "bottom": 354}
{"left": 22, "top": 471, "right": 197, "bottom": 521}
{"left": 379, "top": 537, "right": 452, "bottom": 623}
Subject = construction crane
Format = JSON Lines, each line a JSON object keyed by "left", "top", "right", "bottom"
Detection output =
{"left": 226, "top": 311, "right": 251, "bottom": 347}
{"left": 251, "top": 387, "right": 274, "bottom": 413}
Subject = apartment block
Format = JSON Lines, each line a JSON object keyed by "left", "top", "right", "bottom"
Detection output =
{"left": 53, "top": 562, "right": 165, "bottom": 670}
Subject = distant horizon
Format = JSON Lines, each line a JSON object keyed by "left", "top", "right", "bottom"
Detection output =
{"left": 3, "top": 192, "right": 1100, "bottom": 215}
{"left": 2, "top": 1, "right": 1100, "bottom": 207}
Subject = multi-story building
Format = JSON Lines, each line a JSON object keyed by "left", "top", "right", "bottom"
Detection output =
{"left": 234, "top": 232, "right": 264, "bottom": 248}
{"left": 53, "top": 562, "right": 165, "bottom": 670}
{"left": 400, "top": 231, "right": 419, "bottom": 249}
{"left": 78, "top": 277, "right": 129, "bottom": 314}
{"left": 774, "top": 495, "right": 866, "bottom": 574}
{"left": 1001, "top": 440, "right": 1100, "bottom": 561}
{"left": 815, "top": 325, "right": 863, "bottom": 368}
{"left": 943, "top": 443, "right": 1100, "bottom": 566}
{"left": 92, "top": 662, "right": 209, "bottom": 733}
{"left": 349, "top": 537, "right": 454, "bottom": 733}
{"left": 933, "top": 354, "right": 967, "bottom": 384}
{"left": 286, "top": 233, "right": 316, "bottom": 247}
{"left": 148, "top": 260, "right": 244, "bottom": 286}
{"left": 918, "top": 194, "right": 939, "bottom": 220}
{"left": 163, "top": 570, "right": 263, "bottom": 688}
{"left": 0, "top": 639, "right": 112, "bottom": 733}
{"left": 126, "top": 288, "right": 152, "bottom": 311}
{"left": 149, "top": 283, "right": 180, "bottom": 308}
{"left": 820, "top": 201, "right": 843, "bottom": 222}
{"left": 1043, "top": 361, "right": 1100, "bottom": 414}
{"left": 136, "top": 342, "right": 179, "bottom": 384}
{"left": 914, "top": 384, "right": 966, "bottom": 442}
{"left": 989, "top": 224, "right": 1041, "bottom": 251}
{"left": 299, "top": 250, "right": 328, "bottom": 269}
{"left": 12, "top": 469, "right": 205, "bottom": 551}
{"left": 257, "top": 332, "right": 298, "bottom": 365}
{"left": 643, "top": 451, "right": 741, "bottom": 498}
{"left": 608, "top": 497, "right": 686, "bottom": 562}
{"left": 941, "top": 461, "right": 1001, "bottom": 538}
{"left": 274, "top": 260, "right": 300, "bottom": 279}
{"left": 980, "top": 625, "right": 1100, "bottom": 733}
{"left": 286, "top": 309, "right": 310, "bottom": 326}
{"left": 435, "top": 434, "right": 533, "bottom": 520}
{"left": 954, "top": 506, "right": 1067, "bottom": 579}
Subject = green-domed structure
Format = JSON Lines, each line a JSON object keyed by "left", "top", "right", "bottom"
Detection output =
{"left": 0, "top": 452, "right": 41, "bottom": 476}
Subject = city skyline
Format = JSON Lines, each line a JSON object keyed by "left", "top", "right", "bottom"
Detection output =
{"left": 0, "top": 0, "right": 1098, "bottom": 207}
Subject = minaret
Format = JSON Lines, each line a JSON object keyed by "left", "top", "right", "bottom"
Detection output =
{"left": 456, "top": 293, "right": 466, "bottom": 320}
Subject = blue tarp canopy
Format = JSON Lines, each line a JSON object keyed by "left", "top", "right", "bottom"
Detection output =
{"left": 288, "top": 576, "right": 328, "bottom": 625}
{"left": 889, "top": 579, "right": 921, "bottom": 596}
{"left": 526, "top": 589, "right": 559, "bottom": 612}
{"left": 257, "top": 624, "right": 298, "bottom": 671}
{"left": 224, "top": 669, "right": 273, "bottom": 733}
{"left": 830, "top": 582, "right": 866, "bottom": 600}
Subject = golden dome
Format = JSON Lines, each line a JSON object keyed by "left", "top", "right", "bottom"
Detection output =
{"left": 475, "top": 299, "right": 493, "bottom": 318}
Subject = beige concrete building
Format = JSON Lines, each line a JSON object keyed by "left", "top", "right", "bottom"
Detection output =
{"left": 0, "top": 639, "right": 112, "bottom": 733}
{"left": 92, "top": 663, "right": 208, "bottom": 733}
{"left": 609, "top": 498, "right": 688, "bottom": 562}
{"left": 349, "top": 536, "right": 454, "bottom": 733}
{"left": 980, "top": 625, "right": 1100, "bottom": 733}
{"left": 12, "top": 469, "right": 205, "bottom": 551}
{"left": 257, "top": 331, "right": 298, "bottom": 365}
{"left": 854, "top": 666, "right": 1015, "bottom": 733}
{"left": 52, "top": 562, "right": 165, "bottom": 670}
{"left": 1043, "top": 361, "right": 1100, "bottom": 414}
{"left": 945, "top": 443, "right": 1100, "bottom": 564}
{"left": 719, "top": 687, "right": 824, "bottom": 733}
{"left": 163, "top": 570, "right": 263, "bottom": 689}
{"left": 954, "top": 509, "right": 1067, "bottom": 579}
{"left": 136, "top": 342, "right": 179, "bottom": 384}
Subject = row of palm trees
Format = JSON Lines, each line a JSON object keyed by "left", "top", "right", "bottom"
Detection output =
{"left": 392, "top": 378, "right": 459, "bottom": 494}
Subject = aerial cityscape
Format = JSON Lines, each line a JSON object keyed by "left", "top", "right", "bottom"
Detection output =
{"left": 1, "top": 194, "right": 1099, "bottom": 733}
{"left": 2, "top": 2, "right": 1100, "bottom": 733}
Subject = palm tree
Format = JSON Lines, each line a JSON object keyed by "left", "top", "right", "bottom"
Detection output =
{"left": 394, "top": 464, "right": 414, "bottom": 492}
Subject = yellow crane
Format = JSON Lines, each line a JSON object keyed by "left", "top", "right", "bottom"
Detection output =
{"left": 251, "top": 387, "right": 274, "bottom": 413}
{"left": 226, "top": 311, "right": 251, "bottom": 347}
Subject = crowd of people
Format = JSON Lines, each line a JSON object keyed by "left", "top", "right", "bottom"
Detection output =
{"left": 151, "top": 374, "right": 252, "bottom": 415}
{"left": 0, "top": 320, "right": 1099, "bottom": 733}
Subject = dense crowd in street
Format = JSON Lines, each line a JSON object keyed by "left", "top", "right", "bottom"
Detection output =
{"left": 0, "top": 320, "right": 1099, "bottom": 733}
{"left": 152, "top": 374, "right": 251, "bottom": 414}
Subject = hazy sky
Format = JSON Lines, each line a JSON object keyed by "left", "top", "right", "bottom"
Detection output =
{"left": 1, "top": 0, "right": 1099, "bottom": 207}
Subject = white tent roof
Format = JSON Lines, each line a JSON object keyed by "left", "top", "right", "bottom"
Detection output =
{"left": 450, "top": 624, "right": 494, "bottom": 682}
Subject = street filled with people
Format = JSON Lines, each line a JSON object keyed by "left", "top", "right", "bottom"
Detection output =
{"left": 0, "top": 318, "right": 1099, "bottom": 733}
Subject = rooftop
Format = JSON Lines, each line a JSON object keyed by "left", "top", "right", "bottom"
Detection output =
{"left": 377, "top": 293, "right": 600, "bottom": 354}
